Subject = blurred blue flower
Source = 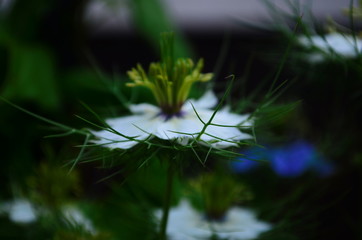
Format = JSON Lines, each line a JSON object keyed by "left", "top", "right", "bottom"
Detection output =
{"left": 231, "top": 140, "right": 334, "bottom": 178}
{"left": 230, "top": 147, "right": 266, "bottom": 173}
{"left": 270, "top": 141, "right": 314, "bottom": 177}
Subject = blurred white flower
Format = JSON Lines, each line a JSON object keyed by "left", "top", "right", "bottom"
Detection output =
{"left": 83, "top": 0, "right": 131, "bottom": 32}
{"left": 62, "top": 205, "right": 97, "bottom": 234}
{"left": 299, "top": 32, "right": 362, "bottom": 61}
{"left": 0, "top": 0, "right": 14, "bottom": 15}
{"left": 154, "top": 200, "right": 271, "bottom": 240}
{"left": 0, "top": 199, "right": 96, "bottom": 233}
{"left": 0, "top": 199, "right": 37, "bottom": 224}
{"left": 91, "top": 91, "right": 253, "bottom": 150}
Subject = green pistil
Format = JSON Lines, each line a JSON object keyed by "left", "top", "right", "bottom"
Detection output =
{"left": 127, "top": 33, "right": 213, "bottom": 115}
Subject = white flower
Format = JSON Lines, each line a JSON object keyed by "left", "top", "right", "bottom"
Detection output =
{"left": 299, "top": 32, "right": 362, "bottom": 61}
{"left": 154, "top": 200, "right": 271, "bottom": 240}
{"left": 0, "top": 199, "right": 37, "bottom": 224}
{"left": 0, "top": 0, "right": 14, "bottom": 15}
{"left": 83, "top": 0, "right": 131, "bottom": 32}
{"left": 62, "top": 205, "right": 97, "bottom": 234}
{"left": 91, "top": 91, "right": 253, "bottom": 150}
{"left": 0, "top": 199, "right": 96, "bottom": 233}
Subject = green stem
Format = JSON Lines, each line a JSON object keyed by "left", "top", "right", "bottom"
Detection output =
{"left": 159, "top": 163, "right": 174, "bottom": 240}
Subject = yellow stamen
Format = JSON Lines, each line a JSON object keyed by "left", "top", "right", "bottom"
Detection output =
{"left": 127, "top": 34, "right": 213, "bottom": 115}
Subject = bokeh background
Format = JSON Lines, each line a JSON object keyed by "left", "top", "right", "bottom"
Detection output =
{"left": 0, "top": 0, "right": 361, "bottom": 239}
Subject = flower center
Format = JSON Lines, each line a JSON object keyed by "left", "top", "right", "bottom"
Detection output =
{"left": 158, "top": 109, "right": 185, "bottom": 121}
{"left": 126, "top": 33, "right": 213, "bottom": 116}
{"left": 204, "top": 212, "right": 227, "bottom": 223}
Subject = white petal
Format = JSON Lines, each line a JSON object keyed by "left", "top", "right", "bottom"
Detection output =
{"left": 154, "top": 115, "right": 203, "bottom": 141}
{"left": 186, "top": 106, "right": 251, "bottom": 127}
{"left": 216, "top": 107, "right": 253, "bottom": 127}
{"left": 215, "top": 207, "right": 272, "bottom": 240}
{"left": 184, "top": 108, "right": 253, "bottom": 148}
{"left": 185, "top": 90, "right": 218, "bottom": 110}
{"left": 91, "top": 114, "right": 159, "bottom": 149}
{"left": 202, "top": 125, "right": 252, "bottom": 148}
{"left": 129, "top": 103, "right": 160, "bottom": 115}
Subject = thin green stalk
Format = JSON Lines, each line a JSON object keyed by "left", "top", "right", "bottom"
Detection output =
{"left": 159, "top": 163, "right": 174, "bottom": 240}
